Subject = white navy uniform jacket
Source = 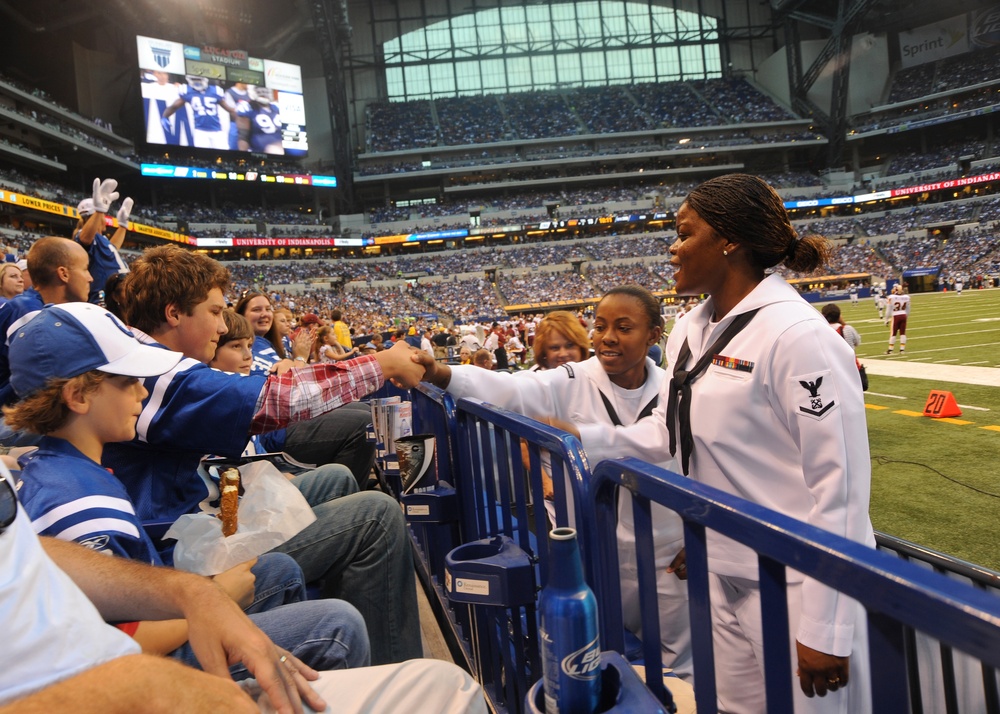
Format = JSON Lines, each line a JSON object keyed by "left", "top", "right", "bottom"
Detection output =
{"left": 577, "top": 274, "right": 875, "bottom": 657}
{"left": 447, "top": 356, "right": 684, "bottom": 552}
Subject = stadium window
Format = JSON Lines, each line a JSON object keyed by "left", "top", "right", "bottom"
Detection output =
{"left": 631, "top": 48, "right": 655, "bottom": 81}
{"left": 606, "top": 49, "right": 632, "bottom": 82}
{"left": 403, "top": 65, "right": 431, "bottom": 100}
{"left": 528, "top": 9, "right": 554, "bottom": 44}
{"left": 506, "top": 57, "right": 532, "bottom": 92}
{"left": 455, "top": 62, "right": 480, "bottom": 95}
{"left": 381, "top": 0, "right": 722, "bottom": 100}
{"left": 429, "top": 64, "right": 456, "bottom": 97}
{"left": 500, "top": 6, "right": 528, "bottom": 45}
{"left": 386, "top": 67, "right": 405, "bottom": 101}
{"left": 480, "top": 59, "right": 506, "bottom": 92}
{"left": 556, "top": 53, "right": 583, "bottom": 87}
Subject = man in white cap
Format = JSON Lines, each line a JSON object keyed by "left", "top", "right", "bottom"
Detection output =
{"left": 74, "top": 177, "right": 132, "bottom": 305}
{"left": 0, "top": 237, "right": 94, "bottom": 425}
{"left": 14, "top": 259, "right": 29, "bottom": 290}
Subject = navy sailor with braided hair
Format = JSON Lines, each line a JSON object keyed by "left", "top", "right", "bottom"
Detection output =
{"left": 569, "top": 173, "right": 875, "bottom": 713}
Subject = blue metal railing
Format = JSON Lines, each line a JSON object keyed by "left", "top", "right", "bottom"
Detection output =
{"left": 875, "top": 533, "right": 1000, "bottom": 714}
{"left": 588, "top": 457, "right": 1000, "bottom": 713}
{"left": 401, "top": 395, "right": 1000, "bottom": 713}
{"left": 448, "top": 397, "right": 594, "bottom": 713}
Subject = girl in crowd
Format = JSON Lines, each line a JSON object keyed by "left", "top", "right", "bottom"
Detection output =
{"left": 273, "top": 306, "right": 294, "bottom": 356}
{"left": 529, "top": 310, "right": 590, "bottom": 371}
{"left": 0, "top": 263, "right": 24, "bottom": 305}
{"left": 417, "top": 285, "right": 692, "bottom": 681}
{"left": 316, "top": 325, "right": 359, "bottom": 363}
{"left": 235, "top": 291, "right": 310, "bottom": 374}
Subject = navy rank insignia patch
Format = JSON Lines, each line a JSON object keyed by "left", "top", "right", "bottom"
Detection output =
{"left": 795, "top": 371, "right": 837, "bottom": 420}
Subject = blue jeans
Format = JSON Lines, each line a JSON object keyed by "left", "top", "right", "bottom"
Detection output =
{"left": 0, "top": 415, "right": 41, "bottom": 448}
{"left": 247, "top": 551, "right": 307, "bottom": 613}
{"left": 172, "top": 599, "right": 371, "bottom": 676}
{"left": 281, "top": 403, "right": 375, "bottom": 487}
{"left": 275, "top": 465, "right": 421, "bottom": 665}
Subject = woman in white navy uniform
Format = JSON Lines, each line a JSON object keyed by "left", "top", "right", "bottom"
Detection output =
{"left": 572, "top": 174, "right": 873, "bottom": 714}
{"left": 418, "top": 285, "right": 693, "bottom": 681}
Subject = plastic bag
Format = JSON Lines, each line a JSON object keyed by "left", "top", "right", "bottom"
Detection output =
{"left": 165, "top": 460, "right": 316, "bottom": 576}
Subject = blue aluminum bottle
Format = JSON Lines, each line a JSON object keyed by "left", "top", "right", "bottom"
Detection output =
{"left": 539, "top": 527, "right": 602, "bottom": 714}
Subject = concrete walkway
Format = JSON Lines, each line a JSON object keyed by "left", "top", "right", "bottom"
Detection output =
{"left": 861, "top": 358, "right": 1000, "bottom": 387}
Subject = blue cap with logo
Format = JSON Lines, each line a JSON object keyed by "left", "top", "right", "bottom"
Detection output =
{"left": 8, "top": 302, "right": 183, "bottom": 398}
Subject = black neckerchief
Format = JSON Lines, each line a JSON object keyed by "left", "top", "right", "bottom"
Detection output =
{"left": 666, "top": 307, "right": 761, "bottom": 475}
{"left": 599, "top": 390, "right": 658, "bottom": 427}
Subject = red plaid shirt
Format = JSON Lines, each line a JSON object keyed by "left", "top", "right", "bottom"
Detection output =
{"left": 250, "top": 355, "right": 383, "bottom": 434}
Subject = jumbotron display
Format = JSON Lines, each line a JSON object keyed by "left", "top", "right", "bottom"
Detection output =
{"left": 137, "top": 35, "right": 308, "bottom": 157}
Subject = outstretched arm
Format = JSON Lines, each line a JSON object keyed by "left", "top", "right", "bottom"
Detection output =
{"left": 0, "top": 655, "right": 257, "bottom": 714}
{"left": 40, "top": 537, "right": 319, "bottom": 714}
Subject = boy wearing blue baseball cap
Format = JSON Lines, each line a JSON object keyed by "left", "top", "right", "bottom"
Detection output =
{"left": 3, "top": 302, "right": 370, "bottom": 683}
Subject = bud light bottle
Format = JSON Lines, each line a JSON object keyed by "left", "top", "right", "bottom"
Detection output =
{"left": 539, "top": 527, "right": 601, "bottom": 713}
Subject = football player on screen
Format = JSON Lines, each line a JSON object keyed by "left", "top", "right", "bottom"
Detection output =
{"left": 225, "top": 82, "right": 251, "bottom": 150}
{"left": 237, "top": 86, "right": 285, "bottom": 155}
{"left": 160, "top": 74, "right": 235, "bottom": 150}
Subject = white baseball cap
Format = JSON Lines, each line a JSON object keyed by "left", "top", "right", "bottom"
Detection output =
{"left": 77, "top": 198, "right": 95, "bottom": 216}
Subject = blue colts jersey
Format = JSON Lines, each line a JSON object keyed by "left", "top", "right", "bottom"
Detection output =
{"left": 239, "top": 103, "right": 283, "bottom": 152}
{"left": 179, "top": 84, "right": 226, "bottom": 132}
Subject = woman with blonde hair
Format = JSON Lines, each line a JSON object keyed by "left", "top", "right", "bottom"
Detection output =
{"left": 0, "top": 263, "right": 24, "bottom": 304}
{"left": 530, "top": 310, "right": 590, "bottom": 371}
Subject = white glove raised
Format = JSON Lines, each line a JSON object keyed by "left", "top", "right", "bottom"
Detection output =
{"left": 116, "top": 197, "right": 134, "bottom": 226}
{"left": 92, "top": 177, "right": 119, "bottom": 213}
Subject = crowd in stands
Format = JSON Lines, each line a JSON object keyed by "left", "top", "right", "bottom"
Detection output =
{"left": 505, "top": 90, "right": 583, "bottom": 140}
{"left": 886, "top": 45, "right": 1000, "bottom": 105}
{"left": 413, "top": 276, "right": 506, "bottom": 321}
{"left": 436, "top": 95, "right": 509, "bottom": 146}
{"left": 363, "top": 78, "right": 800, "bottom": 154}
{"left": 880, "top": 139, "right": 992, "bottom": 177}
{"left": 688, "top": 78, "right": 795, "bottom": 123}
{"left": 585, "top": 235, "right": 673, "bottom": 260}
{"left": 921, "top": 228, "right": 1000, "bottom": 275}
{"left": 856, "top": 202, "right": 981, "bottom": 237}
{"left": 0, "top": 70, "right": 127, "bottom": 140}
{"left": 855, "top": 86, "right": 1000, "bottom": 134}
{"left": 497, "top": 269, "right": 597, "bottom": 305}
{"left": 586, "top": 261, "right": 673, "bottom": 293}
{"left": 358, "top": 127, "right": 823, "bottom": 177}
{"left": 569, "top": 85, "right": 652, "bottom": 134}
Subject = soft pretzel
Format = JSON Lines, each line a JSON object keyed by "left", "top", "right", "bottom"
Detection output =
{"left": 219, "top": 467, "right": 240, "bottom": 537}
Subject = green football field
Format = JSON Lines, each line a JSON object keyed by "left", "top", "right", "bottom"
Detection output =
{"left": 830, "top": 288, "right": 1000, "bottom": 570}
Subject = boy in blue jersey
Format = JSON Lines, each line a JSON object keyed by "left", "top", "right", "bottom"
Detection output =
{"left": 106, "top": 245, "right": 426, "bottom": 664}
{"left": 5, "top": 302, "right": 369, "bottom": 679}
{"left": 74, "top": 177, "right": 131, "bottom": 305}
{"left": 161, "top": 75, "right": 234, "bottom": 150}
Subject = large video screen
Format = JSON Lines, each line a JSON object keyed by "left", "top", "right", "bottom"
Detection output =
{"left": 137, "top": 35, "right": 308, "bottom": 157}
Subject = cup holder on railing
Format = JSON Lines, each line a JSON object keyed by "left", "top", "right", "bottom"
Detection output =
{"left": 525, "top": 651, "right": 676, "bottom": 714}
{"left": 444, "top": 535, "right": 536, "bottom": 607}
{"left": 400, "top": 485, "right": 458, "bottom": 523}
